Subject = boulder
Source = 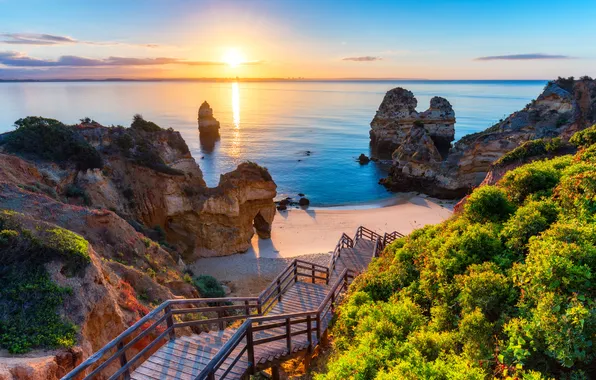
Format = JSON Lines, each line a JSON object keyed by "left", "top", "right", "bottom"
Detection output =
{"left": 298, "top": 197, "right": 310, "bottom": 206}
{"left": 357, "top": 153, "right": 370, "bottom": 164}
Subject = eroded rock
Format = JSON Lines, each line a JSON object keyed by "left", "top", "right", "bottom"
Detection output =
{"left": 198, "top": 101, "right": 220, "bottom": 139}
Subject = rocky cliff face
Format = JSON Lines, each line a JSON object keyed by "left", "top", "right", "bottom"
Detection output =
{"left": 370, "top": 88, "right": 456, "bottom": 159}
{"left": 0, "top": 116, "right": 275, "bottom": 378}
{"left": 379, "top": 77, "right": 596, "bottom": 198}
{"left": 0, "top": 118, "right": 277, "bottom": 260}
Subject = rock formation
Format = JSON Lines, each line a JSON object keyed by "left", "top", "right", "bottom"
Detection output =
{"left": 0, "top": 115, "right": 277, "bottom": 378}
{"left": 370, "top": 88, "right": 456, "bottom": 159}
{"left": 0, "top": 116, "right": 276, "bottom": 259}
{"left": 377, "top": 77, "right": 596, "bottom": 198}
{"left": 198, "top": 101, "right": 220, "bottom": 138}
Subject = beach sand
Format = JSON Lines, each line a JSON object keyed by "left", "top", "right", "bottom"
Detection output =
{"left": 190, "top": 192, "right": 455, "bottom": 296}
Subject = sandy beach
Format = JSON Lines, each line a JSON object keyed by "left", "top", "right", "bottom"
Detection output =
{"left": 190, "top": 192, "right": 455, "bottom": 296}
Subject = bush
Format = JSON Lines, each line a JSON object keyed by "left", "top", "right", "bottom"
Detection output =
{"left": 569, "top": 124, "right": 596, "bottom": 148}
{"left": 0, "top": 211, "right": 89, "bottom": 353}
{"left": 499, "top": 157, "right": 568, "bottom": 203}
{"left": 500, "top": 200, "right": 560, "bottom": 256}
{"left": 555, "top": 171, "right": 596, "bottom": 219}
{"left": 131, "top": 114, "right": 163, "bottom": 132}
{"left": 65, "top": 184, "right": 91, "bottom": 206}
{"left": 192, "top": 275, "right": 225, "bottom": 298}
{"left": 494, "top": 138, "right": 562, "bottom": 167}
{"left": 464, "top": 186, "right": 514, "bottom": 223}
{"left": 2, "top": 117, "right": 103, "bottom": 170}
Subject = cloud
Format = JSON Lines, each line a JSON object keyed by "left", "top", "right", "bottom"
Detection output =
{"left": 342, "top": 56, "right": 382, "bottom": 62}
{"left": 475, "top": 53, "right": 572, "bottom": 61}
{"left": 0, "top": 51, "right": 257, "bottom": 67}
{"left": 0, "top": 33, "right": 159, "bottom": 48}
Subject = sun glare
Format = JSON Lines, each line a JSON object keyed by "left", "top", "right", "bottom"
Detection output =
{"left": 222, "top": 49, "right": 245, "bottom": 68}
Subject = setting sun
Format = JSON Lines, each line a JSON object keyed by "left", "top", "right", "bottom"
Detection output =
{"left": 222, "top": 48, "right": 245, "bottom": 68}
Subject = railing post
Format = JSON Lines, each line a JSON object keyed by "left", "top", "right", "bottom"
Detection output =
{"left": 311, "top": 265, "right": 315, "bottom": 284}
{"left": 331, "top": 292, "right": 336, "bottom": 313}
{"left": 294, "top": 262, "right": 298, "bottom": 282}
{"left": 208, "top": 371, "right": 216, "bottom": 380}
{"left": 316, "top": 314, "right": 321, "bottom": 342}
{"left": 325, "top": 267, "right": 330, "bottom": 285}
{"left": 218, "top": 302, "right": 224, "bottom": 330}
{"left": 306, "top": 315, "right": 313, "bottom": 352}
{"left": 257, "top": 299, "right": 262, "bottom": 315}
{"left": 165, "top": 304, "right": 176, "bottom": 341}
{"left": 245, "top": 300, "right": 250, "bottom": 316}
{"left": 285, "top": 318, "right": 292, "bottom": 354}
{"left": 277, "top": 278, "right": 282, "bottom": 302}
{"left": 117, "top": 341, "right": 131, "bottom": 380}
{"left": 247, "top": 322, "right": 256, "bottom": 375}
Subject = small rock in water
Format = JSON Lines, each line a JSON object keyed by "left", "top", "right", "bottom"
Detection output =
{"left": 298, "top": 197, "right": 310, "bottom": 206}
{"left": 357, "top": 153, "right": 370, "bottom": 164}
{"left": 298, "top": 193, "right": 305, "bottom": 197}
{"left": 279, "top": 199, "right": 290, "bottom": 206}
{"left": 277, "top": 204, "right": 287, "bottom": 211}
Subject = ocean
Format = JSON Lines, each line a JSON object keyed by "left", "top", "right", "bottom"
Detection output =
{"left": 0, "top": 80, "right": 546, "bottom": 206}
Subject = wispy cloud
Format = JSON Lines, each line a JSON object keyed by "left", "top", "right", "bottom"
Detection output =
{"left": 475, "top": 53, "right": 572, "bottom": 61}
{"left": 0, "top": 51, "right": 262, "bottom": 67}
{"left": 342, "top": 56, "right": 382, "bottom": 62}
{"left": 0, "top": 33, "right": 159, "bottom": 48}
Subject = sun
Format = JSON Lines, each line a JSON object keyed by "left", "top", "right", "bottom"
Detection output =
{"left": 222, "top": 48, "right": 245, "bottom": 68}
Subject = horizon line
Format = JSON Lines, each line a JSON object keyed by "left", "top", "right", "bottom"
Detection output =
{"left": 0, "top": 77, "right": 551, "bottom": 83}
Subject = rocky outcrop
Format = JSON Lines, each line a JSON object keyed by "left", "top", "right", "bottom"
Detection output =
{"left": 198, "top": 101, "right": 220, "bottom": 138}
{"left": 0, "top": 117, "right": 277, "bottom": 259}
{"left": 379, "top": 77, "right": 596, "bottom": 198}
{"left": 370, "top": 88, "right": 456, "bottom": 159}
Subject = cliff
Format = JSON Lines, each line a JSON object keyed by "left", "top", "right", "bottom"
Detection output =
{"left": 377, "top": 77, "right": 596, "bottom": 198}
{"left": 0, "top": 116, "right": 276, "bottom": 259}
{"left": 0, "top": 115, "right": 276, "bottom": 378}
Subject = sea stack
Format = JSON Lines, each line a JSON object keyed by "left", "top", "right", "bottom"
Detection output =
{"left": 369, "top": 88, "right": 456, "bottom": 159}
{"left": 198, "top": 101, "right": 220, "bottom": 138}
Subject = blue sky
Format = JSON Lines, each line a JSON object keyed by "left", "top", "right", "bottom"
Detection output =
{"left": 0, "top": 0, "right": 594, "bottom": 79}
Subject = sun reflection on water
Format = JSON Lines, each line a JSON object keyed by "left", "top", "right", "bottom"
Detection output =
{"left": 229, "top": 82, "right": 241, "bottom": 158}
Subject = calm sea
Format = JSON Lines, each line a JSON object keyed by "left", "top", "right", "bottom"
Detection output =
{"left": 0, "top": 80, "right": 546, "bottom": 206}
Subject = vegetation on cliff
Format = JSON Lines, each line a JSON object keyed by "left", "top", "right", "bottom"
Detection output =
{"left": 320, "top": 127, "right": 596, "bottom": 379}
{"left": 0, "top": 210, "right": 90, "bottom": 354}
{"left": 0, "top": 116, "right": 103, "bottom": 170}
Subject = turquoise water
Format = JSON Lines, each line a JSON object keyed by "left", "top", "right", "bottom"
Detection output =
{"left": 0, "top": 80, "right": 546, "bottom": 206}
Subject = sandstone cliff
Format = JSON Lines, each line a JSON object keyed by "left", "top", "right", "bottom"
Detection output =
{"left": 0, "top": 116, "right": 277, "bottom": 259}
{"left": 378, "top": 77, "right": 596, "bottom": 198}
{"left": 0, "top": 115, "right": 276, "bottom": 378}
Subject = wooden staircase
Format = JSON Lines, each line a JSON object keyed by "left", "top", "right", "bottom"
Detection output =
{"left": 63, "top": 227, "right": 403, "bottom": 380}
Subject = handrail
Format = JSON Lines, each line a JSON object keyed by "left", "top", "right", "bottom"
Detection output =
{"left": 63, "top": 258, "right": 329, "bottom": 380}
{"left": 196, "top": 269, "right": 353, "bottom": 380}
{"left": 64, "top": 226, "right": 401, "bottom": 380}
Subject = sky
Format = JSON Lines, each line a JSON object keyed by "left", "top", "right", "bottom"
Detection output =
{"left": 0, "top": 0, "right": 595, "bottom": 80}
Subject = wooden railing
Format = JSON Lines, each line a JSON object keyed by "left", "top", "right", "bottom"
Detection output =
{"left": 196, "top": 269, "right": 355, "bottom": 380}
{"left": 328, "top": 233, "right": 353, "bottom": 273}
{"left": 63, "top": 259, "right": 328, "bottom": 380}
{"left": 372, "top": 230, "right": 405, "bottom": 258}
{"left": 63, "top": 226, "right": 402, "bottom": 380}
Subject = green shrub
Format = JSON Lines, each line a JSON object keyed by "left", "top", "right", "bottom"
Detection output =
{"left": 499, "top": 158, "right": 567, "bottom": 203}
{"left": 0, "top": 267, "right": 76, "bottom": 354}
{"left": 495, "top": 138, "right": 562, "bottom": 167}
{"left": 2, "top": 117, "right": 103, "bottom": 170}
{"left": 0, "top": 211, "right": 89, "bottom": 353}
{"left": 555, "top": 171, "right": 596, "bottom": 219}
{"left": 500, "top": 200, "right": 560, "bottom": 256}
{"left": 464, "top": 186, "right": 514, "bottom": 222}
{"left": 569, "top": 124, "right": 596, "bottom": 148}
{"left": 131, "top": 114, "right": 163, "bottom": 132}
{"left": 65, "top": 184, "right": 91, "bottom": 206}
{"left": 193, "top": 275, "right": 225, "bottom": 298}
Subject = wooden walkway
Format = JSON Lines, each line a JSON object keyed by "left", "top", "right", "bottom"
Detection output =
{"left": 63, "top": 227, "right": 401, "bottom": 380}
